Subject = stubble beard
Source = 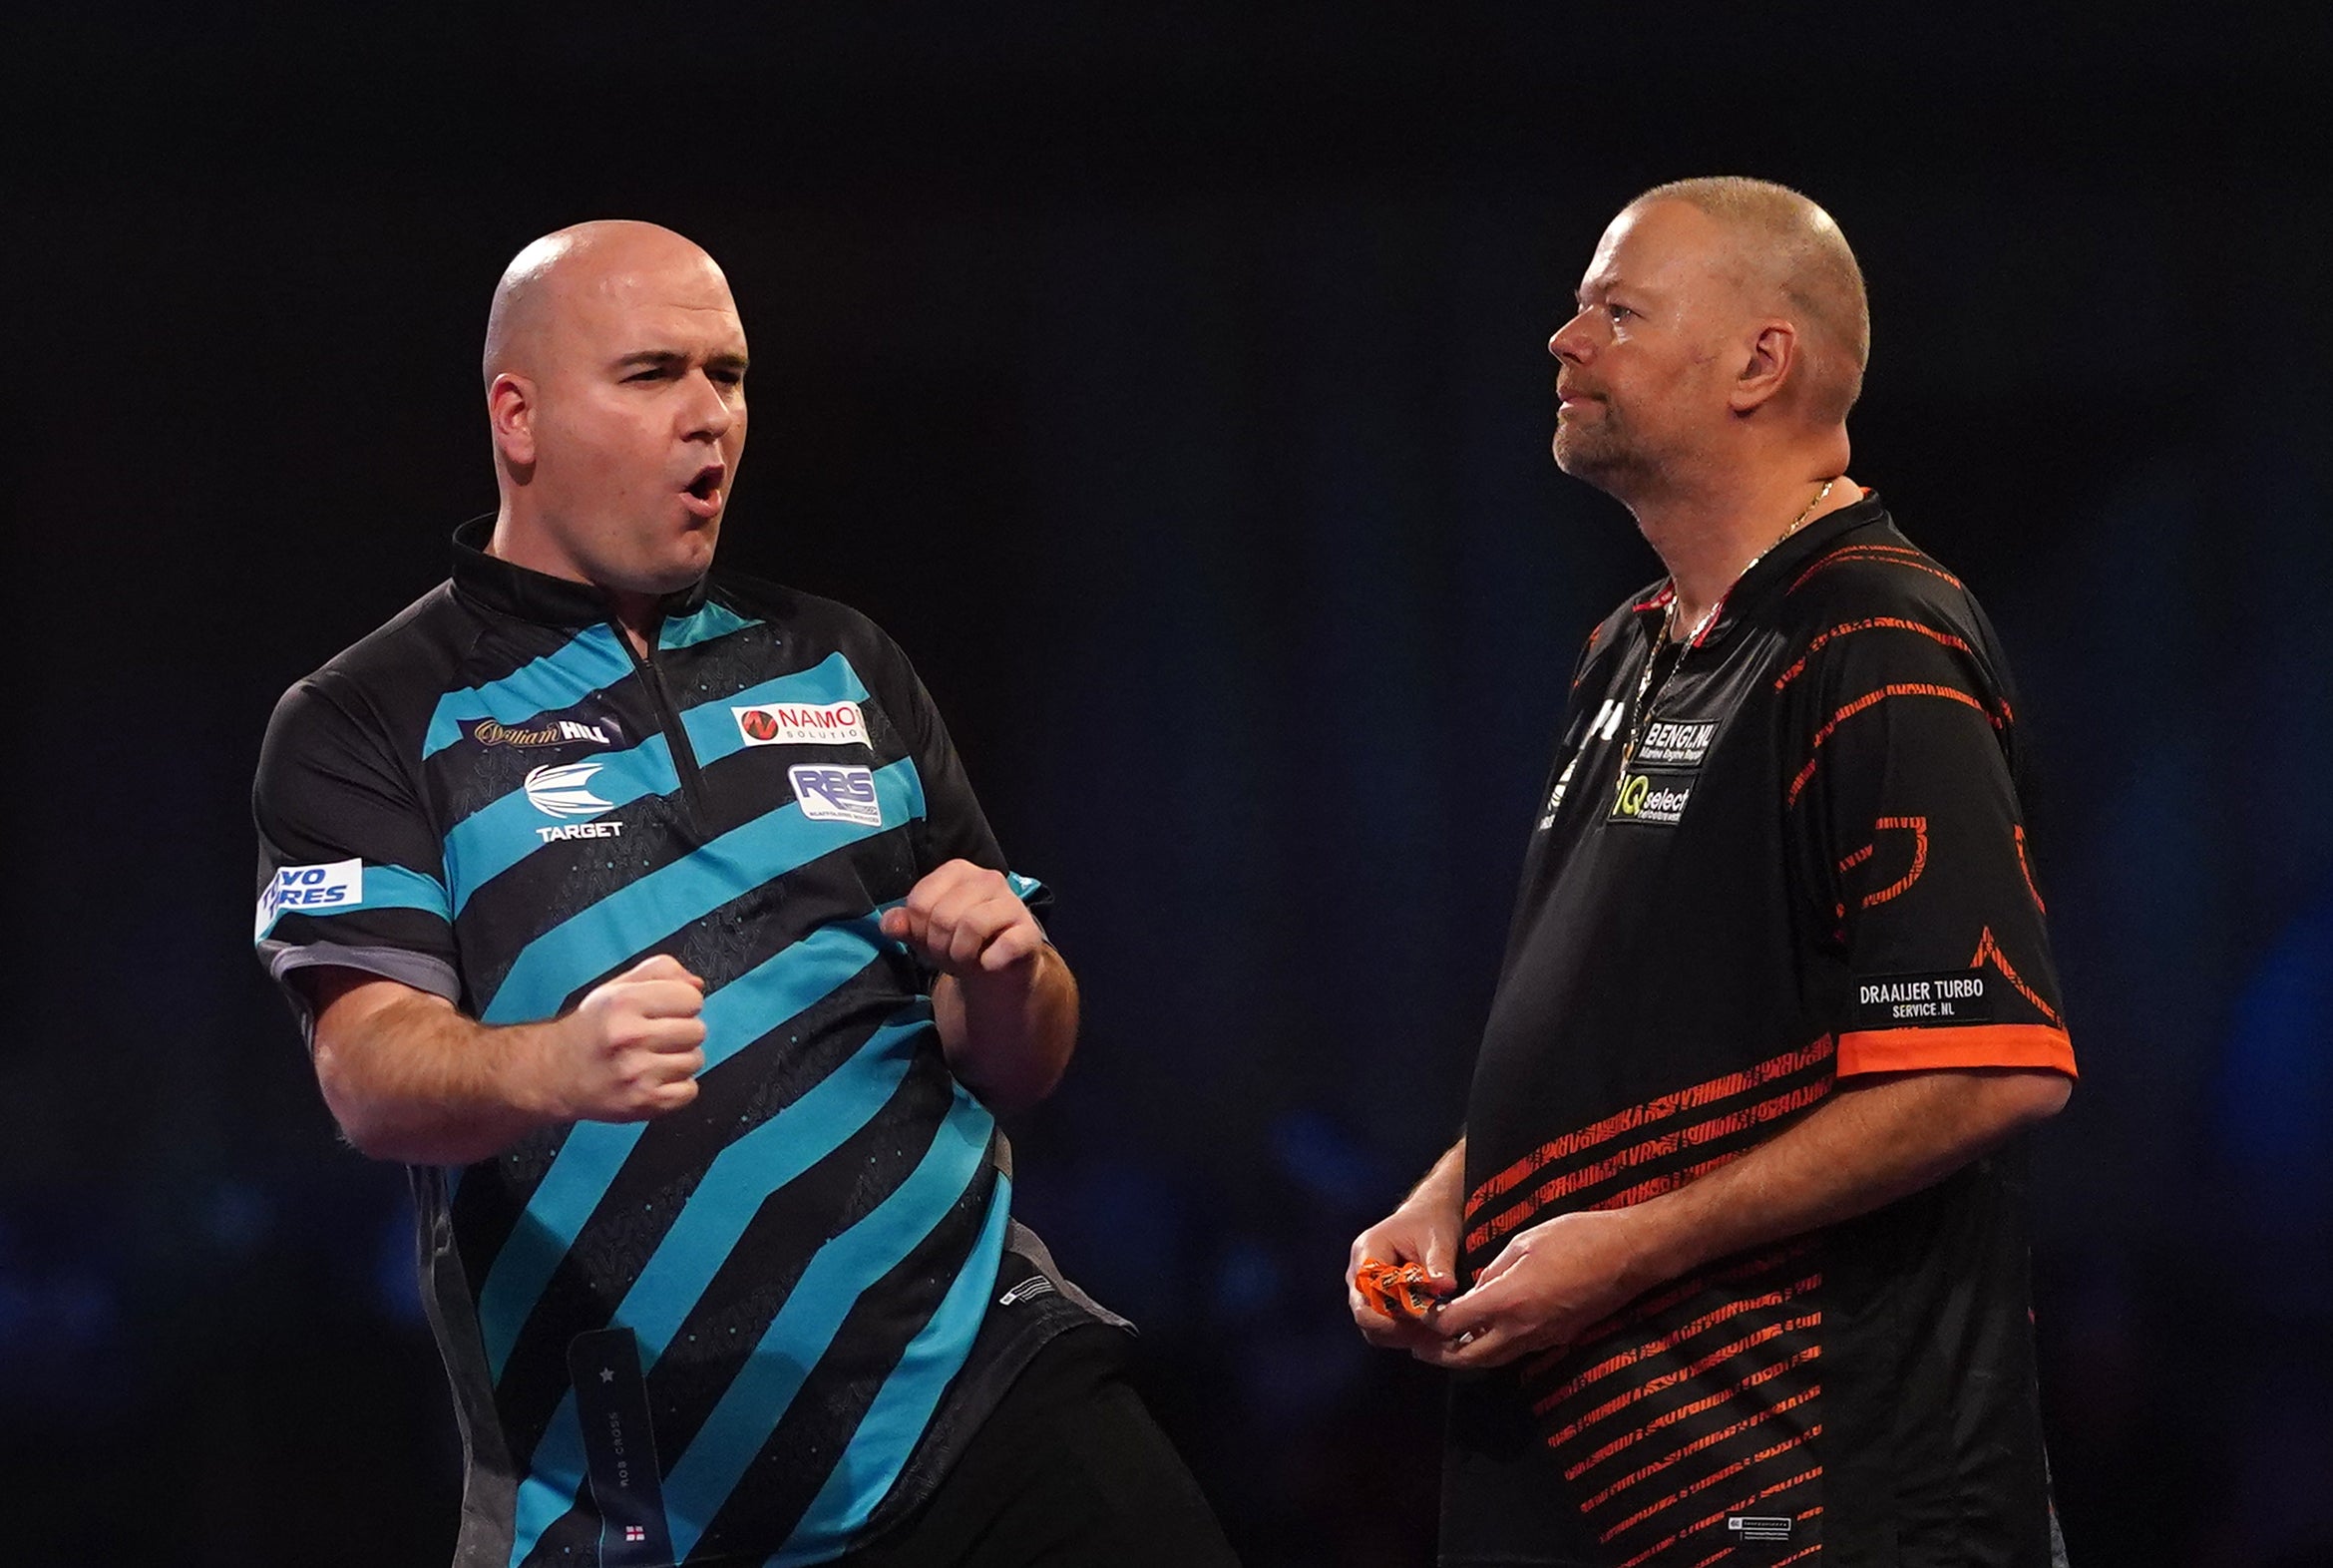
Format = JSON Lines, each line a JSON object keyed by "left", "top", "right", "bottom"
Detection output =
{"left": 1553, "top": 403, "right": 1658, "bottom": 501}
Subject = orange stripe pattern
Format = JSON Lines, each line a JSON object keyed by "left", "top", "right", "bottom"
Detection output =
{"left": 2015, "top": 825, "right": 2047, "bottom": 912}
{"left": 1613, "top": 1464, "right": 1824, "bottom": 1568}
{"left": 1972, "top": 926, "right": 2063, "bottom": 1027}
{"left": 1772, "top": 616, "right": 1976, "bottom": 693}
{"left": 1466, "top": 1037, "right": 1834, "bottom": 1222}
{"left": 1469, "top": 1080, "right": 1832, "bottom": 1254}
{"left": 1785, "top": 683, "right": 2001, "bottom": 807}
{"left": 1787, "top": 543, "right": 1962, "bottom": 595}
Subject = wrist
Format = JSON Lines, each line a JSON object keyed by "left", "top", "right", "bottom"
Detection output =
{"left": 1618, "top": 1190, "right": 1705, "bottom": 1291}
{"left": 503, "top": 1019, "right": 571, "bottom": 1126}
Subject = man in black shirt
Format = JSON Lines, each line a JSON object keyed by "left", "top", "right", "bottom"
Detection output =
{"left": 253, "top": 220, "right": 1235, "bottom": 1567}
{"left": 1348, "top": 179, "right": 2076, "bottom": 1566}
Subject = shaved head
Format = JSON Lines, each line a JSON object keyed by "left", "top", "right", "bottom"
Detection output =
{"left": 1627, "top": 177, "right": 1869, "bottom": 423}
{"left": 479, "top": 219, "right": 749, "bottom": 602}
{"left": 482, "top": 219, "right": 732, "bottom": 390}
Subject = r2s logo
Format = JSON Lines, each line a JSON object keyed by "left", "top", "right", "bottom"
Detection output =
{"left": 789, "top": 765, "right": 884, "bottom": 827}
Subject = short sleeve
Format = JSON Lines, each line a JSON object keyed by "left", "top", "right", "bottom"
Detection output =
{"left": 864, "top": 633, "right": 1055, "bottom": 930}
{"left": 1780, "top": 608, "right": 2075, "bottom": 1079}
{"left": 251, "top": 675, "right": 461, "bottom": 1038}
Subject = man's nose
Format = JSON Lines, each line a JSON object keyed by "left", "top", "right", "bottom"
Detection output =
{"left": 682, "top": 372, "right": 737, "bottom": 440}
{"left": 1548, "top": 311, "right": 1595, "bottom": 366}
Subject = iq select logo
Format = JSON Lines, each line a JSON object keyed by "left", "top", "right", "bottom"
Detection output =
{"left": 254, "top": 859, "right": 363, "bottom": 939}
{"left": 1609, "top": 769, "right": 1696, "bottom": 827}
{"left": 790, "top": 764, "right": 884, "bottom": 827}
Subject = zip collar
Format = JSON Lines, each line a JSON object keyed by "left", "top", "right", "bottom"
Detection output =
{"left": 449, "top": 514, "right": 711, "bottom": 629}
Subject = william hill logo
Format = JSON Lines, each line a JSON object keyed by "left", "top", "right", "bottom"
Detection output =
{"left": 1610, "top": 770, "right": 1694, "bottom": 826}
{"left": 474, "top": 717, "right": 612, "bottom": 748}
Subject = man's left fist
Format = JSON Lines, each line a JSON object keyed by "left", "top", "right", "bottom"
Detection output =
{"left": 879, "top": 860, "right": 1045, "bottom": 977}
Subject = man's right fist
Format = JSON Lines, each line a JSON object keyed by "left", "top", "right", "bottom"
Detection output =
{"left": 548, "top": 954, "right": 708, "bottom": 1122}
{"left": 1348, "top": 1201, "right": 1460, "bottom": 1356}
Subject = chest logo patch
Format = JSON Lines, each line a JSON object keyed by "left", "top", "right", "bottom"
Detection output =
{"left": 474, "top": 716, "right": 616, "bottom": 748}
{"left": 525, "top": 761, "right": 613, "bottom": 819}
{"left": 1610, "top": 770, "right": 1695, "bottom": 826}
{"left": 790, "top": 764, "right": 884, "bottom": 827}
{"left": 1636, "top": 718, "right": 1718, "bottom": 769}
{"left": 735, "top": 700, "right": 868, "bottom": 747}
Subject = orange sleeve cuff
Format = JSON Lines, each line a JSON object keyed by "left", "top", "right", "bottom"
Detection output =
{"left": 1835, "top": 1022, "right": 2077, "bottom": 1078}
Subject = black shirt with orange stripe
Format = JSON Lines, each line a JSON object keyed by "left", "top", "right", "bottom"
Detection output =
{"left": 1443, "top": 494, "right": 2074, "bottom": 1568}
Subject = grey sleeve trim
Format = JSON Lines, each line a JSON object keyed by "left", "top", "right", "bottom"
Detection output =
{"left": 1004, "top": 1217, "right": 1134, "bottom": 1333}
{"left": 259, "top": 940, "right": 463, "bottom": 1047}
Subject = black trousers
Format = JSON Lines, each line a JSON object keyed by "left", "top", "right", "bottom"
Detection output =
{"left": 845, "top": 1326, "right": 1241, "bottom": 1568}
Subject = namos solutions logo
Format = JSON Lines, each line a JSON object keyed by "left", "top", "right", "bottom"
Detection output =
{"left": 734, "top": 700, "right": 867, "bottom": 747}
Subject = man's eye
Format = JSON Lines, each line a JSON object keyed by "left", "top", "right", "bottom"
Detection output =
{"left": 625, "top": 368, "right": 667, "bottom": 383}
{"left": 1606, "top": 303, "right": 1633, "bottom": 323}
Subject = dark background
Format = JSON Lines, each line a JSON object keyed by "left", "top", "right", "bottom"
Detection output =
{"left": 6, "top": 6, "right": 2330, "bottom": 1564}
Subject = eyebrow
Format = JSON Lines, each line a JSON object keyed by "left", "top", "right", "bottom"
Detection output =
{"left": 613, "top": 349, "right": 751, "bottom": 374}
{"left": 1576, "top": 281, "right": 1653, "bottom": 310}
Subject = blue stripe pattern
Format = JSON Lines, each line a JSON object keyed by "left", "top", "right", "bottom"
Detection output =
{"left": 508, "top": 1408, "right": 590, "bottom": 1568}
{"left": 446, "top": 737, "right": 678, "bottom": 913}
{"left": 423, "top": 624, "right": 635, "bottom": 759}
{"left": 498, "top": 1029, "right": 994, "bottom": 1568}
{"left": 616, "top": 1013, "right": 933, "bottom": 1366}
{"left": 440, "top": 654, "right": 871, "bottom": 914}
{"left": 768, "top": 1176, "right": 1013, "bottom": 1566}
{"left": 660, "top": 600, "right": 758, "bottom": 650}
{"left": 661, "top": 1089, "right": 998, "bottom": 1562}
{"left": 477, "top": 916, "right": 904, "bottom": 1382}
{"left": 252, "top": 862, "right": 451, "bottom": 944}
{"left": 478, "top": 758, "right": 926, "bottom": 1026}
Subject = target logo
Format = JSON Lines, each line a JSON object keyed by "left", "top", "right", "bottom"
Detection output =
{"left": 524, "top": 761, "right": 613, "bottom": 819}
{"left": 733, "top": 700, "right": 867, "bottom": 748}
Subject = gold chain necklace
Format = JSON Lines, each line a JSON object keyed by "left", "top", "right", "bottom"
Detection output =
{"left": 1615, "top": 478, "right": 1836, "bottom": 788}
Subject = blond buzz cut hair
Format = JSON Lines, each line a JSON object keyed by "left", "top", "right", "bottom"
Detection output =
{"left": 1631, "top": 176, "right": 1871, "bottom": 424}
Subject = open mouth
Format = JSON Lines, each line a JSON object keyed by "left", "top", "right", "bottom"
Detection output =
{"left": 680, "top": 464, "right": 726, "bottom": 518}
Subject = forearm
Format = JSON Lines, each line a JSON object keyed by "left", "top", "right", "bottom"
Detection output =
{"left": 932, "top": 945, "right": 1079, "bottom": 1114}
{"left": 1626, "top": 1068, "right": 2069, "bottom": 1286}
{"left": 315, "top": 990, "right": 559, "bottom": 1166}
{"left": 1404, "top": 1135, "right": 1468, "bottom": 1217}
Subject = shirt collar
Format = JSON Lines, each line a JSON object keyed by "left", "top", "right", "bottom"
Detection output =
{"left": 448, "top": 514, "right": 711, "bottom": 628}
{"left": 1629, "top": 489, "right": 1891, "bottom": 646}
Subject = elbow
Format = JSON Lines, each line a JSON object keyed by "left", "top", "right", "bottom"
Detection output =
{"left": 1995, "top": 1067, "right": 2073, "bottom": 1131}
{"left": 966, "top": 1052, "right": 1071, "bottom": 1119}
{"left": 314, "top": 1046, "right": 395, "bottom": 1161}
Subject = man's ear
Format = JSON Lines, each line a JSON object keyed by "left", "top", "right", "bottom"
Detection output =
{"left": 488, "top": 372, "right": 539, "bottom": 471}
{"left": 1728, "top": 319, "right": 1796, "bottom": 416}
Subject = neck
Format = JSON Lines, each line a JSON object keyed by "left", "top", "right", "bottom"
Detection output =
{"left": 1631, "top": 468, "right": 1855, "bottom": 638}
{"left": 487, "top": 504, "right": 662, "bottom": 656}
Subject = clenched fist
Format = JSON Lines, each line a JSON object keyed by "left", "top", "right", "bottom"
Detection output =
{"left": 545, "top": 953, "right": 708, "bottom": 1122}
{"left": 880, "top": 860, "right": 1045, "bottom": 977}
